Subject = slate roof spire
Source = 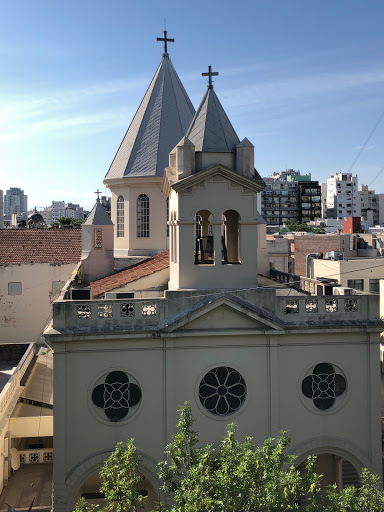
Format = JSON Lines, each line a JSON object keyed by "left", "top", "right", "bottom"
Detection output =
{"left": 185, "top": 80, "right": 240, "bottom": 153}
{"left": 104, "top": 49, "right": 195, "bottom": 181}
{"left": 83, "top": 199, "right": 113, "bottom": 226}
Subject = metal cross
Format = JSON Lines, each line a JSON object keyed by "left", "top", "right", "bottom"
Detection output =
{"left": 94, "top": 189, "right": 101, "bottom": 202}
{"left": 202, "top": 65, "right": 219, "bottom": 89}
{"left": 156, "top": 30, "right": 174, "bottom": 54}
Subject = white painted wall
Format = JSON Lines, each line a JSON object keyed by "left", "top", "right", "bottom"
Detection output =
{"left": 0, "top": 263, "right": 77, "bottom": 344}
{"left": 108, "top": 179, "right": 168, "bottom": 257}
{"left": 49, "top": 311, "right": 382, "bottom": 511}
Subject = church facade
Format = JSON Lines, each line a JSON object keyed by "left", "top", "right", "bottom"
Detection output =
{"left": 44, "top": 37, "right": 383, "bottom": 511}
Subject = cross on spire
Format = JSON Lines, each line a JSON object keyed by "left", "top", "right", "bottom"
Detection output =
{"left": 156, "top": 30, "right": 174, "bottom": 55}
{"left": 94, "top": 189, "right": 101, "bottom": 202}
{"left": 202, "top": 65, "right": 219, "bottom": 89}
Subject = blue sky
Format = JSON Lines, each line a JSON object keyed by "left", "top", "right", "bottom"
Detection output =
{"left": 1, "top": 0, "right": 384, "bottom": 211}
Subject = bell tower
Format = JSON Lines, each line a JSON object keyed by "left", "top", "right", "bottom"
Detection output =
{"left": 163, "top": 67, "right": 266, "bottom": 290}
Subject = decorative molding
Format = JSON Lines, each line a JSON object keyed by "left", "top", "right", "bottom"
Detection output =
{"left": 289, "top": 436, "right": 370, "bottom": 471}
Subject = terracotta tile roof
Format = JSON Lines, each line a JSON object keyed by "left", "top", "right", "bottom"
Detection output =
{"left": 91, "top": 250, "right": 169, "bottom": 297}
{"left": 0, "top": 228, "right": 82, "bottom": 264}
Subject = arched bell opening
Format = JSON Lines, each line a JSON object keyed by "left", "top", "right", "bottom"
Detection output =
{"left": 76, "top": 469, "right": 158, "bottom": 511}
{"left": 222, "top": 210, "right": 241, "bottom": 264}
{"left": 195, "top": 210, "right": 214, "bottom": 264}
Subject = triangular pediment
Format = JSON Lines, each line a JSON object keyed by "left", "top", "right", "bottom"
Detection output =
{"left": 159, "top": 295, "right": 284, "bottom": 333}
{"left": 171, "top": 164, "right": 265, "bottom": 195}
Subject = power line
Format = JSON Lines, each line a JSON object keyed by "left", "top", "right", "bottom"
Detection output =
{"left": 347, "top": 109, "right": 384, "bottom": 174}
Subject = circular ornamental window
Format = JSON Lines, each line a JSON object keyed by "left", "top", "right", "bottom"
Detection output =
{"left": 199, "top": 366, "right": 246, "bottom": 416}
{"left": 301, "top": 362, "right": 346, "bottom": 411}
{"left": 91, "top": 371, "right": 141, "bottom": 422}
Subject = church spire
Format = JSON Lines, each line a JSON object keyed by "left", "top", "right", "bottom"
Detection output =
{"left": 104, "top": 47, "right": 195, "bottom": 182}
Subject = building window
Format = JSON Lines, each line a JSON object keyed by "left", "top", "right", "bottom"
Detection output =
{"left": 117, "top": 196, "right": 124, "bottom": 238}
{"left": 92, "top": 371, "right": 141, "bottom": 422}
{"left": 137, "top": 194, "right": 149, "bottom": 238}
{"left": 347, "top": 279, "right": 363, "bottom": 291}
{"left": 302, "top": 362, "right": 346, "bottom": 410}
{"left": 199, "top": 367, "right": 246, "bottom": 416}
{"left": 94, "top": 229, "right": 102, "bottom": 249}
{"left": 369, "top": 279, "right": 380, "bottom": 293}
{"left": 8, "top": 282, "right": 22, "bottom": 295}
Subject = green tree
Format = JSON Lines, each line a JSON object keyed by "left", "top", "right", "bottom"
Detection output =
{"left": 281, "top": 221, "right": 325, "bottom": 234}
{"left": 158, "top": 404, "right": 384, "bottom": 512}
{"left": 74, "top": 405, "right": 384, "bottom": 512}
{"left": 51, "top": 216, "right": 84, "bottom": 227}
{"left": 158, "top": 404, "right": 322, "bottom": 511}
{"left": 73, "top": 440, "right": 146, "bottom": 512}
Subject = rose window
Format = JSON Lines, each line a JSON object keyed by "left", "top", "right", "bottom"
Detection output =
{"left": 199, "top": 367, "right": 246, "bottom": 416}
{"left": 92, "top": 371, "right": 141, "bottom": 422}
{"left": 301, "top": 363, "right": 346, "bottom": 411}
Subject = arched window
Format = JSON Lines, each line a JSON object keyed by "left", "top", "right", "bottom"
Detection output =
{"left": 117, "top": 196, "right": 124, "bottom": 238}
{"left": 137, "top": 194, "right": 149, "bottom": 238}
{"left": 222, "top": 210, "right": 241, "bottom": 264}
{"left": 195, "top": 210, "right": 214, "bottom": 264}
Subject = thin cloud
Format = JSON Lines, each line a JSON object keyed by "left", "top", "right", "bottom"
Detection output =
{"left": 352, "top": 144, "right": 375, "bottom": 151}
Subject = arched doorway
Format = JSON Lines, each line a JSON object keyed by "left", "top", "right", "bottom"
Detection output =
{"left": 297, "top": 452, "right": 360, "bottom": 492}
{"left": 76, "top": 469, "right": 158, "bottom": 511}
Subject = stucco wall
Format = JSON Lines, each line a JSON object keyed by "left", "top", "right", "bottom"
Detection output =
{"left": 50, "top": 321, "right": 382, "bottom": 511}
{"left": 0, "top": 263, "right": 77, "bottom": 344}
{"left": 109, "top": 179, "right": 167, "bottom": 256}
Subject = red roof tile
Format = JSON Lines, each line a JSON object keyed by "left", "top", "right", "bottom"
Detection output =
{"left": 91, "top": 250, "right": 169, "bottom": 297}
{"left": 0, "top": 228, "right": 82, "bottom": 264}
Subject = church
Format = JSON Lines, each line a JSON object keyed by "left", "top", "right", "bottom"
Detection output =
{"left": 44, "top": 33, "right": 383, "bottom": 511}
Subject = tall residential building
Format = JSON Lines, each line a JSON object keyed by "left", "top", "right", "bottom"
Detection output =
{"left": 65, "top": 203, "right": 85, "bottom": 220}
{"left": 4, "top": 188, "right": 28, "bottom": 216}
{"left": 326, "top": 173, "right": 359, "bottom": 220}
{"left": 260, "top": 170, "right": 321, "bottom": 226}
{"left": 51, "top": 201, "right": 66, "bottom": 221}
{"left": 359, "top": 184, "right": 384, "bottom": 226}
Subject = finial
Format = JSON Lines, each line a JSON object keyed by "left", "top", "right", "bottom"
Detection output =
{"left": 94, "top": 189, "right": 101, "bottom": 203}
{"left": 156, "top": 29, "right": 174, "bottom": 56}
{"left": 202, "top": 65, "right": 219, "bottom": 89}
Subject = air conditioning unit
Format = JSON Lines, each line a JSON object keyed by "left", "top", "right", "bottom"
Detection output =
{"left": 333, "top": 287, "right": 354, "bottom": 296}
{"left": 105, "top": 292, "right": 135, "bottom": 299}
{"left": 324, "top": 251, "right": 344, "bottom": 261}
{"left": 71, "top": 288, "right": 92, "bottom": 300}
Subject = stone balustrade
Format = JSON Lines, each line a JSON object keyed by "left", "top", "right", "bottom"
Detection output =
{"left": 19, "top": 448, "right": 53, "bottom": 464}
{"left": 51, "top": 290, "right": 381, "bottom": 334}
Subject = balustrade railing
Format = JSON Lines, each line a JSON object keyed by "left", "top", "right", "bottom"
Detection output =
{"left": 19, "top": 448, "right": 53, "bottom": 464}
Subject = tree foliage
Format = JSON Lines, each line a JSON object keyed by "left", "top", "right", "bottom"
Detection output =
{"left": 73, "top": 440, "right": 146, "bottom": 512}
{"left": 281, "top": 221, "right": 325, "bottom": 234}
{"left": 158, "top": 404, "right": 384, "bottom": 512}
{"left": 51, "top": 216, "right": 85, "bottom": 227}
{"left": 74, "top": 405, "right": 384, "bottom": 512}
{"left": 158, "top": 404, "right": 323, "bottom": 511}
